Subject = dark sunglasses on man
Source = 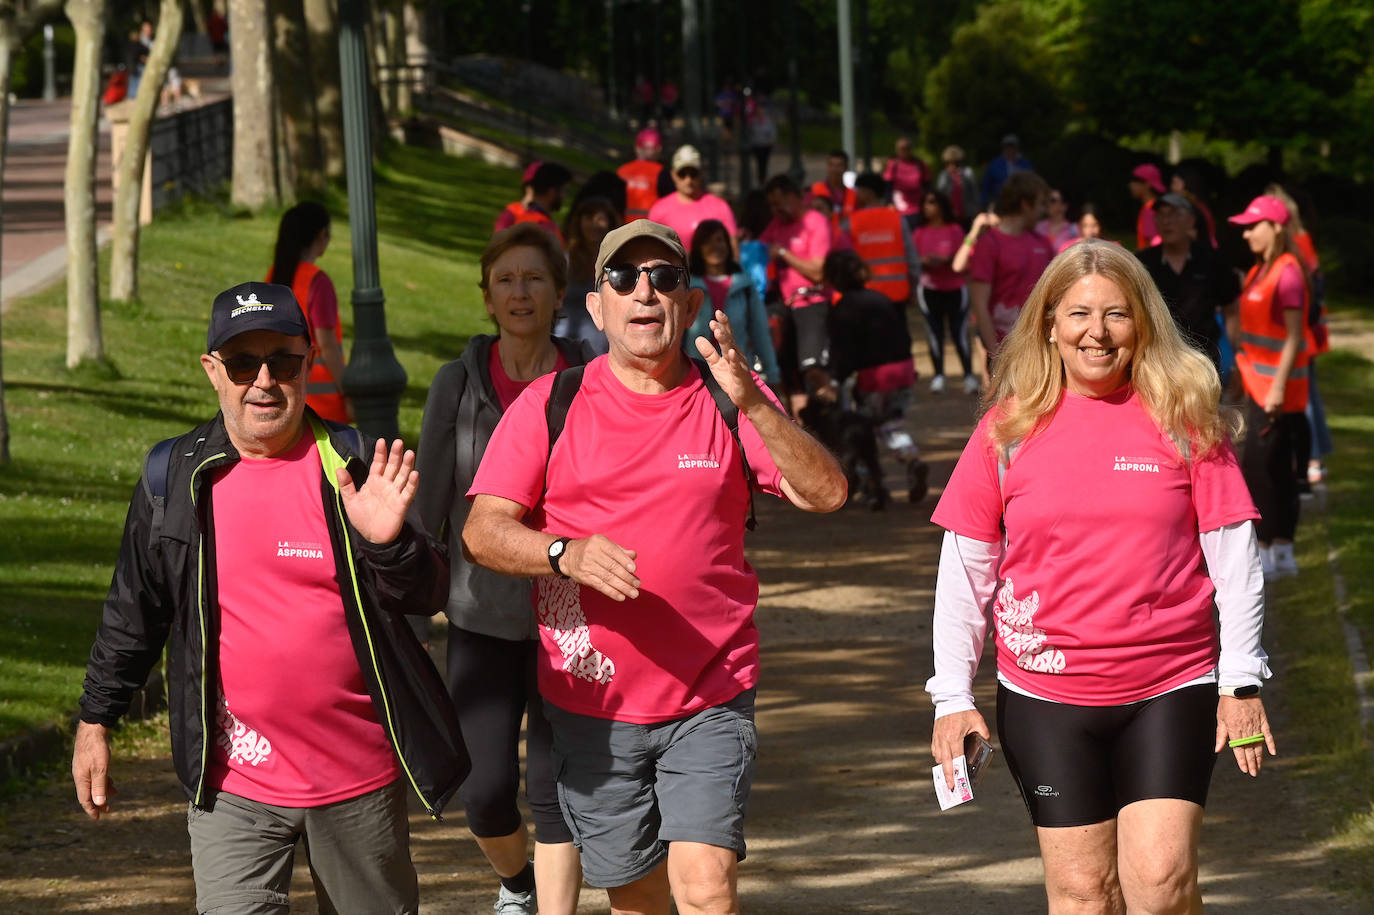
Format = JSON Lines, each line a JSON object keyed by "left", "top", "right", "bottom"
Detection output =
{"left": 602, "top": 264, "right": 689, "bottom": 295}
{"left": 210, "top": 351, "right": 307, "bottom": 384}
{"left": 676, "top": 167, "right": 702, "bottom": 180}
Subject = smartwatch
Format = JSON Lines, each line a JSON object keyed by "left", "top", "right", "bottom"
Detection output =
{"left": 547, "top": 537, "right": 571, "bottom": 578}
{"left": 1218, "top": 684, "right": 1261, "bottom": 698}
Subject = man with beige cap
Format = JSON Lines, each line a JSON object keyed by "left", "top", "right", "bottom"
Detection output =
{"left": 648, "top": 145, "right": 738, "bottom": 250}
{"left": 464, "top": 221, "right": 846, "bottom": 913}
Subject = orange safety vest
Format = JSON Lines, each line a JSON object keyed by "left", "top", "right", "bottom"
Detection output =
{"left": 266, "top": 262, "right": 349, "bottom": 422}
{"left": 619, "top": 159, "right": 664, "bottom": 221}
{"left": 848, "top": 207, "right": 912, "bottom": 304}
{"left": 513, "top": 206, "right": 566, "bottom": 248}
{"left": 1236, "top": 252, "right": 1310, "bottom": 413}
{"left": 809, "top": 181, "right": 857, "bottom": 236}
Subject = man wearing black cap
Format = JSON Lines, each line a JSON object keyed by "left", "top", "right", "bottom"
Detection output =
{"left": 1136, "top": 193, "right": 1240, "bottom": 373}
{"left": 72, "top": 282, "right": 465, "bottom": 913}
{"left": 465, "top": 222, "right": 846, "bottom": 913}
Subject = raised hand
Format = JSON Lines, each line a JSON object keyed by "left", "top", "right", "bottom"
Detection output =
{"left": 336, "top": 438, "right": 418, "bottom": 544}
{"left": 694, "top": 309, "right": 767, "bottom": 411}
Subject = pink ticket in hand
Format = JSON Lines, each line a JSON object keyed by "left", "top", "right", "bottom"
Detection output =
{"left": 932, "top": 755, "right": 975, "bottom": 810}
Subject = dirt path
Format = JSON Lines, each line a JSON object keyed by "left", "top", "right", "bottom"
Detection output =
{"left": 0, "top": 352, "right": 1367, "bottom": 913}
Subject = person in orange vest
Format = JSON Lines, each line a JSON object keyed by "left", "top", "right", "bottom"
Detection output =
{"left": 810, "top": 149, "right": 856, "bottom": 236}
{"left": 513, "top": 162, "right": 571, "bottom": 247}
{"left": 494, "top": 161, "right": 543, "bottom": 234}
{"left": 1130, "top": 163, "right": 1164, "bottom": 249}
{"left": 847, "top": 172, "right": 920, "bottom": 311}
{"left": 617, "top": 128, "right": 665, "bottom": 221}
{"left": 266, "top": 202, "right": 350, "bottom": 423}
{"left": 1226, "top": 195, "right": 1312, "bottom": 581}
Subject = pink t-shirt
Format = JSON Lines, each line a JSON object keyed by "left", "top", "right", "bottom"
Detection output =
{"left": 209, "top": 434, "right": 398, "bottom": 805}
{"left": 883, "top": 157, "right": 928, "bottom": 215}
{"left": 1035, "top": 219, "right": 1079, "bottom": 252}
{"left": 931, "top": 387, "right": 1259, "bottom": 705}
{"left": 468, "top": 357, "right": 787, "bottom": 723}
{"left": 306, "top": 270, "right": 339, "bottom": 331}
{"left": 912, "top": 223, "right": 966, "bottom": 291}
{"left": 647, "top": 192, "right": 738, "bottom": 251}
{"left": 968, "top": 227, "right": 1053, "bottom": 341}
{"left": 759, "top": 209, "right": 832, "bottom": 308}
{"left": 489, "top": 340, "right": 570, "bottom": 411}
{"left": 704, "top": 275, "right": 731, "bottom": 314}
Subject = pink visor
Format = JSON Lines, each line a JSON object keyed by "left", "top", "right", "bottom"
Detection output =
{"left": 1227, "top": 196, "right": 1290, "bottom": 226}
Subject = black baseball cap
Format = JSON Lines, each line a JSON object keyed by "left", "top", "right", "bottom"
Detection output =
{"left": 206, "top": 281, "right": 311, "bottom": 352}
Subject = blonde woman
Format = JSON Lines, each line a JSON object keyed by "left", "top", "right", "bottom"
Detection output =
{"left": 927, "top": 241, "right": 1275, "bottom": 914}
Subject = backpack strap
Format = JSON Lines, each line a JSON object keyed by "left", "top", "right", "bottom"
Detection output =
{"left": 140, "top": 435, "right": 180, "bottom": 551}
{"left": 545, "top": 364, "right": 588, "bottom": 459}
{"left": 690, "top": 358, "right": 757, "bottom": 531}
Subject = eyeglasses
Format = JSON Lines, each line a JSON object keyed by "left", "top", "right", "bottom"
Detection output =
{"left": 676, "top": 167, "right": 702, "bottom": 180}
{"left": 211, "top": 351, "right": 306, "bottom": 384}
{"left": 602, "top": 264, "right": 689, "bottom": 295}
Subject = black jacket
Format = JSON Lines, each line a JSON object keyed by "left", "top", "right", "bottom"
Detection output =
{"left": 78, "top": 412, "right": 468, "bottom": 816}
{"left": 416, "top": 334, "right": 594, "bottom": 641}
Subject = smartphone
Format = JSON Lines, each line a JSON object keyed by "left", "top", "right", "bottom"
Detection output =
{"left": 964, "top": 733, "right": 995, "bottom": 786}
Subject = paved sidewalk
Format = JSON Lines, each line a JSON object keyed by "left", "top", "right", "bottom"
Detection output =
{"left": 1, "top": 97, "right": 113, "bottom": 308}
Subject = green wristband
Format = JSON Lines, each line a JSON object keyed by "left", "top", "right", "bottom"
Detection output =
{"left": 1228, "top": 735, "right": 1265, "bottom": 748}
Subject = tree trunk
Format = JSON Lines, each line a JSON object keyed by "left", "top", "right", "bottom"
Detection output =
{"left": 108, "top": 0, "right": 185, "bottom": 302}
{"left": 64, "top": 0, "right": 106, "bottom": 369}
{"left": 271, "top": 0, "right": 322, "bottom": 194}
{"left": 0, "top": 29, "right": 13, "bottom": 464}
{"left": 303, "top": 0, "right": 343, "bottom": 179}
{"left": 229, "top": 0, "right": 279, "bottom": 209}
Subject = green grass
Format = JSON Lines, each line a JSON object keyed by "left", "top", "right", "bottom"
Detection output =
{"left": 1261, "top": 301, "right": 1374, "bottom": 894}
{"left": 0, "top": 142, "right": 527, "bottom": 742}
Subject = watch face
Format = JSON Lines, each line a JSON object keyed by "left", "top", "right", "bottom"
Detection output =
{"left": 549, "top": 541, "right": 565, "bottom": 558}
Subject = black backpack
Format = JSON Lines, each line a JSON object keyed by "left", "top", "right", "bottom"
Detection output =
{"left": 543, "top": 358, "right": 758, "bottom": 531}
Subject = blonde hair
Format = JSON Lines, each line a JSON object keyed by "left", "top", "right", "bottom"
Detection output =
{"left": 984, "top": 240, "right": 1237, "bottom": 460}
{"left": 1263, "top": 183, "right": 1306, "bottom": 236}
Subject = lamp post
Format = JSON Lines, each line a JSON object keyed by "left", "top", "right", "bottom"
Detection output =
{"left": 337, "top": 0, "right": 406, "bottom": 440}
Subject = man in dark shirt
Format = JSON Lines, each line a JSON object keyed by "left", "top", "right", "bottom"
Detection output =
{"left": 1135, "top": 193, "right": 1240, "bottom": 373}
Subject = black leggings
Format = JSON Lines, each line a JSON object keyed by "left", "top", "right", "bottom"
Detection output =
{"left": 916, "top": 286, "right": 973, "bottom": 378}
{"left": 997, "top": 683, "right": 1218, "bottom": 828}
{"left": 446, "top": 625, "right": 571, "bottom": 843}
{"left": 1239, "top": 396, "right": 1304, "bottom": 542}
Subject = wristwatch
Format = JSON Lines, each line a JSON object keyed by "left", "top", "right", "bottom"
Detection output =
{"left": 1218, "top": 684, "right": 1261, "bottom": 698}
{"left": 547, "top": 537, "right": 571, "bottom": 578}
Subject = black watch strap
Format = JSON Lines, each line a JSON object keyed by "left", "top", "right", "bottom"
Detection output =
{"left": 548, "top": 537, "right": 572, "bottom": 578}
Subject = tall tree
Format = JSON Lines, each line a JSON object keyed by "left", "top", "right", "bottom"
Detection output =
{"left": 303, "top": 0, "right": 344, "bottom": 179}
{"left": 271, "top": 0, "right": 323, "bottom": 194}
{"left": 108, "top": 0, "right": 184, "bottom": 302}
{"left": 0, "top": 0, "right": 65, "bottom": 463}
{"left": 229, "top": 0, "right": 279, "bottom": 208}
{"left": 63, "top": 0, "right": 105, "bottom": 369}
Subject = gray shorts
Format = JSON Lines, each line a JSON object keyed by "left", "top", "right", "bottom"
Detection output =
{"left": 186, "top": 780, "right": 417, "bottom": 914}
{"left": 545, "top": 687, "right": 758, "bottom": 888}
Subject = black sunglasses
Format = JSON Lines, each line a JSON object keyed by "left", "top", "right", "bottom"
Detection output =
{"left": 602, "top": 264, "right": 689, "bottom": 295}
{"left": 211, "top": 351, "right": 306, "bottom": 384}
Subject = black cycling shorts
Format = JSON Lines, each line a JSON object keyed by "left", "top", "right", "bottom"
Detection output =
{"left": 996, "top": 683, "right": 1218, "bottom": 828}
{"left": 791, "top": 302, "right": 830, "bottom": 372}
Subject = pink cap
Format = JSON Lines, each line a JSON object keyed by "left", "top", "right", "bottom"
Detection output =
{"left": 1131, "top": 164, "right": 1165, "bottom": 194}
{"left": 522, "top": 161, "right": 543, "bottom": 185}
{"left": 635, "top": 128, "right": 662, "bottom": 150}
{"left": 1228, "top": 196, "right": 1290, "bottom": 226}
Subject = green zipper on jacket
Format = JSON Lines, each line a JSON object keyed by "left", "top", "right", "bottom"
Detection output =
{"left": 188, "top": 451, "right": 228, "bottom": 807}
{"left": 310, "top": 418, "right": 434, "bottom": 817}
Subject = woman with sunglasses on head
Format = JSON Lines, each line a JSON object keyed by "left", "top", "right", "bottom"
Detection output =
{"left": 416, "top": 224, "right": 594, "bottom": 915}
{"left": 1035, "top": 189, "right": 1079, "bottom": 252}
{"left": 267, "top": 201, "right": 350, "bottom": 422}
{"left": 684, "top": 218, "right": 781, "bottom": 385}
{"left": 1226, "top": 196, "right": 1313, "bottom": 581}
{"left": 930, "top": 240, "right": 1274, "bottom": 915}
{"left": 913, "top": 189, "right": 977, "bottom": 394}
{"left": 557, "top": 196, "right": 621, "bottom": 355}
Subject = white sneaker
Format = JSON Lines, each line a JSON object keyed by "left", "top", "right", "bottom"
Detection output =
{"left": 494, "top": 885, "right": 534, "bottom": 915}
{"left": 962, "top": 374, "right": 981, "bottom": 395}
{"left": 1271, "top": 543, "right": 1299, "bottom": 578}
{"left": 929, "top": 374, "right": 947, "bottom": 394}
{"left": 1259, "top": 546, "right": 1278, "bottom": 582}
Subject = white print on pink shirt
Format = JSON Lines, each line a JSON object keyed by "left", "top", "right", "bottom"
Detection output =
{"left": 276, "top": 539, "right": 326, "bottom": 559}
{"left": 994, "top": 578, "right": 1066, "bottom": 674}
{"left": 1112, "top": 455, "right": 1161, "bottom": 473}
{"left": 215, "top": 693, "right": 274, "bottom": 767}
{"left": 677, "top": 452, "right": 720, "bottom": 470}
{"left": 537, "top": 577, "right": 617, "bottom": 684}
